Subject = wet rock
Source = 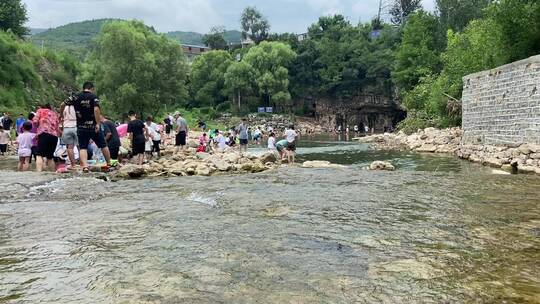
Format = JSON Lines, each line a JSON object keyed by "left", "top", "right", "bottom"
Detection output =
{"left": 195, "top": 164, "right": 211, "bottom": 176}
{"left": 416, "top": 144, "right": 437, "bottom": 153}
{"left": 302, "top": 160, "right": 346, "bottom": 169}
{"left": 369, "top": 161, "right": 396, "bottom": 171}
{"left": 117, "top": 164, "right": 146, "bottom": 178}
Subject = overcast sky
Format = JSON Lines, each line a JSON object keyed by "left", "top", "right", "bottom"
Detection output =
{"left": 24, "top": 0, "right": 436, "bottom": 34}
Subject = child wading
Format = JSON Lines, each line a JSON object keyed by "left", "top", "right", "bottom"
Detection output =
{"left": 0, "top": 126, "right": 10, "bottom": 156}
{"left": 17, "top": 122, "right": 35, "bottom": 171}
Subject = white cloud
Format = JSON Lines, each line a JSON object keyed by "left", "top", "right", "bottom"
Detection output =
{"left": 304, "top": 0, "right": 345, "bottom": 15}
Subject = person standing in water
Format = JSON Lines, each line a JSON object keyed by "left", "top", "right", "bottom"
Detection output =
{"left": 60, "top": 96, "right": 79, "bottom": 169}
{"left": 71, "top": 82, "right": 111, "bottom": 172}
{"left": 127, "top": 111, "right": 147, "bottom": 165}
{"left": 237, "top": 118, "right": 249, "bottom": 153}
{"left": 284, "top": 125, "right": 298, "bottom": 164}
{"left": 174, "top": 111, "right": 188, "bottom": 153}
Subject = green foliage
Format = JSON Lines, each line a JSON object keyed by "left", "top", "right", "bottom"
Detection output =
{"left": 0, "top": 31, "right": 79, "bottom": 115}
{"left": 241, "top": 7, "right": 270, "bottom": 43}
{"left": 0, "top": 0, "right": 28, "bottom": 37}
{"left": 291, "top": 15, "right": 399, "bottom": 99}
{"left": 389, "top": 0, "right": 422, "bottom": 25}
{"left": 84, "top": 20, "right": 188, "bottom": 118}
{"left": 202, "top": 26, "right": 228, "bottom": 50}
{"left": 436, "top": 0, "right": 492, "bottom": 32}
{"left": 393, "top": 11, "right": 441, "bottom": 92}
{"left": 397, "top": 110, "right": 437, "bottom": 134}
{"left": 224, "top": 61, "right": 256, "bottom": 109}
{"left": 487, "top": 0, "right": 540, "bottom": 62}
{"left": 242, "top": 41, "right": 296, "bottom": 107}
{"left": 191, "top": 50, "right": 233, "bottom": 106}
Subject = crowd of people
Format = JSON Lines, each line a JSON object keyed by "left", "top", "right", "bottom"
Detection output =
{"left": 0, "top": 82, "right": 300, "bottom": 173}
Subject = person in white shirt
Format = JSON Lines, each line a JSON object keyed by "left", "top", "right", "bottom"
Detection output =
{"left": 267, "top": 132, "right": 276, "bottom": 150}
{"left": 216, "top": 131, "right": 227, "bottom": 151}
{"left": 283, "top": 125, "right": 298, "bottom": 164}
{"left": 145, "top": 116, "right": 161, "bottom": 157}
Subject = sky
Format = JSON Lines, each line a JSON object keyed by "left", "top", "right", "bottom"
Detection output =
{"left": 24, "top": 0, "right": 436, "bottom": 34}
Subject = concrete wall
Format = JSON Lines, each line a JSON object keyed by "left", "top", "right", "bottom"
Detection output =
{"left": 462, "top": 55, "right": 540, "bottom": 146}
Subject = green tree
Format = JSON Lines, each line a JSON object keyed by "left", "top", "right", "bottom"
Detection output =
{"left": 224, "top": 61, "right": 256, "bottom": 109}
{"left": 393, "top": 11, "right": 441, "bottom": 93}
{"left": 242, "top": 41, "right": 296, "bottom": 108}
{"left": 241, "top": 7, "right": 270, "bottom": 43}
{"left": 191, "top": 50, "right": 233, "bottom": 107}
{"left": 0, "top": 0, "right": 28, "bottom": 37}
{"left": 202, "top": 26, "right": 228, "bottom": 50}
{"left": 436, "top": 0, "right": 492, "bottom": 32}
{"left": 85, "top": 20, "right": 188, "bottom": 117}
{"left": 488, "top": 0, "right": 540, "bottom": 62}
{"left": 389, "top": 0, "right": 422, "bottom": 25}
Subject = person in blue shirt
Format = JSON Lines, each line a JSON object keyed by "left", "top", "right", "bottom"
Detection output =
{"left": 15, "top": 113, "right": 25, "bottom": 137}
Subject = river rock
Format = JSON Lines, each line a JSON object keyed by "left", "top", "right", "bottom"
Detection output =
{"left": 302, "top": 161, "right": 346, "bottom": 169}
{"left": 223, "top": 152, "right": 240, "bottom": 163}
{"left": 416, "top": 144, "right": 437, "bottom": 153}
{"left": 117, "top": 164, "right": 146, "bottom": 178}
{"left": 259, "top": 151, "right": 278, "bottom": 164}
{"left": 195, "top": 164, "right": 211, "bottom": 176}
{"left": 369, "top": 161, "right": 396, "bottom": 171}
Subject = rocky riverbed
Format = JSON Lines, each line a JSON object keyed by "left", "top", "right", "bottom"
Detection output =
{"left": 357, "top": 127, "right": 540, "bottom": 175}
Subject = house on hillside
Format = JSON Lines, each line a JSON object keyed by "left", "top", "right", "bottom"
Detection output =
{"left": 181, "top": 44, "right": 211, "bottom": 62}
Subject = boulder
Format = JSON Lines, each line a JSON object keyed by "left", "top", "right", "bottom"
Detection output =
{"left": 415, "top": 144, "right": 437, "bottom": 153}
{"left": 117, "top": 164, "right": 146, "bottom": 178}
{"left": 302, "top": 161, "right": 346, "bottom": 169}
{"left": 369, "top": 161, "right": 396, "bottom": 171}
{"left": 259, "top": 151, "right": 278, "bottom": 164}
{"left": 223, "top": 152, "right": 240, "bottom": 163}
{"left": 518, "top": 144, "right": 532, "bottom": 155}
{"left": 195, "top": 164, "right": 211, "bottom": 176}
{"left": 211, "top": 158, "right": 232, "bottom": 171}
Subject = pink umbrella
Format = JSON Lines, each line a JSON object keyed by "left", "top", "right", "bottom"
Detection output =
{"left": 117, "top": 124, "right": 128, "bottom": 137}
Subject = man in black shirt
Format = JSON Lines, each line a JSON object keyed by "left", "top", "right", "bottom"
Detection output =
{"left": 2, "top": 113, "right": 13, "bottom": 132}
{"left": 71, "top": 82, "right": 111, "bottom": 171}
{"left": 101, "top": 115, "right": 121, "bottom": 161}
{"left": 127, "top": 110, "right": 148, "bottom": 165}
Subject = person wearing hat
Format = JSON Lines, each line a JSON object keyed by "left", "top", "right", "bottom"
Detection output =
{"left": 174, "top": 111, "right": 189, "bottom": 153}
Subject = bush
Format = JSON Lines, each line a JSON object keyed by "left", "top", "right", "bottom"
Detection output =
{"left": 397, "top": 110, "right": 437, "bottom": 134}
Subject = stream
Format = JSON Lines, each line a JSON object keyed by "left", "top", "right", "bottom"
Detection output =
{"left": 0, "top": 137, "right": 539, "bottom": 303}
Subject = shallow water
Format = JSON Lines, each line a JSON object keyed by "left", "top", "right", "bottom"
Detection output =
{"left": 0, "top": 138, "right": 539, "bottom": 303}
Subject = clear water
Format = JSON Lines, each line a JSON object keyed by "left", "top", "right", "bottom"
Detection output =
{"left": 0, "top": 138, "right": 539, "bottom": 303}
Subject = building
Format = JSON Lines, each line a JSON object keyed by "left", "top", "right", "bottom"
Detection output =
{"left": 181, "top": 44, "right": 211, "bottom": 63}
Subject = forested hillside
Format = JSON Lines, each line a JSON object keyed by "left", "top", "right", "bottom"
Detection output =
{"left": 29, "top": 19, "right": 243, "bottom": 57}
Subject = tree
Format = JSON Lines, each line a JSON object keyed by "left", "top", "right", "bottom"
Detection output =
{"left": 85, "top": 20, "right": 188, "bottom": 117}
{"left": 242, "top": 41, "right": 296, "bottom": 108}
{"left": 241, "top": 7, "right": 270, "bottom": 44}
{"left": 393, "top": 11, "right": 441, "bottom": 92}
{"left": 224, "top": 61, "right": 256, "bottom": 109}
{"left": 191, "top": 50, "right": 233, "bottom": 107}
{"left": 0, "top": 0, "right": 28, "bottom": 37}
{"left": 488, "top": 0, "right": 540, "bottom": 62}
{"left": 436, "top": 0, "right": 492, "bottom": 32}
{"left": 389, "top": 0, "right": 422, "bottom": 25}
{"left": 202, "top": 26, "right": 228, "bottom": 50}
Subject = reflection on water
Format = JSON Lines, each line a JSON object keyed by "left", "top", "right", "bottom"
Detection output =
{"left": 0, "top": 137, "right": 539, "bottom": 303}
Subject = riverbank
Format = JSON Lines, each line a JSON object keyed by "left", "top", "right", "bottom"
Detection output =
{"left": 357, "top": 127, "right": 540, "bottom": 174}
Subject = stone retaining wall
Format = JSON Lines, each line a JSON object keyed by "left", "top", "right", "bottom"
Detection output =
{"left": 462, "top": 55, "right": 540, "bottom": 146}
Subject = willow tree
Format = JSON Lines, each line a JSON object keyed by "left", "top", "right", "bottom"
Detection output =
{"left": 84, "top": 20, "right": 188, "bottom": 117}
{"left": 242, "top": 41, "right": 296, "bottom": 109}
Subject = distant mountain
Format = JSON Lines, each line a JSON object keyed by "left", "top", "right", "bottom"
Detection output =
{"left": 165, "top": 30, "right": 242, "bottom": 46}
{"left": 29, "top": 19, "right": 243, "bottom": 56}
{"left": 29, "top": 28, "right": 47, "bottom": 35}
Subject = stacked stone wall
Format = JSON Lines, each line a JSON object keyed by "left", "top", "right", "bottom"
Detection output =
{"left": 462, "top": 55, "right": 540, "bottom": 145}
